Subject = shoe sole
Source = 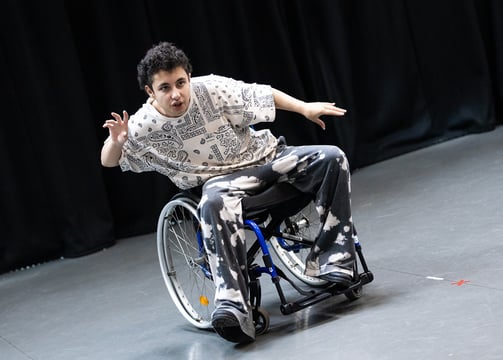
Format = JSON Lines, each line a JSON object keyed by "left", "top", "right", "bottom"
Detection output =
{"left": 319, "top": 272, "right": 354, "bottom": 289}
{"left": 212, "top": 312, "right": 254, "bottom": 344}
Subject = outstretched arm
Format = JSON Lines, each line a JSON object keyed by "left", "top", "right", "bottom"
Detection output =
{"left": 101, "top": 111, "right": 129, "bottom": 167}
{"left": 272, "top": 88, "right": 347, "bottom": 130}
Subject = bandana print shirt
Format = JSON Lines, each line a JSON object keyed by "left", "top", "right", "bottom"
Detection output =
{"left": 118, "top": 75, "right": 278, "bottom": 189}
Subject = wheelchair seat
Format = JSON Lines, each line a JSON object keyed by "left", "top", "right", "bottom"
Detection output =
{"left": 242, "top": 182, "right": 313, "bottom": 221}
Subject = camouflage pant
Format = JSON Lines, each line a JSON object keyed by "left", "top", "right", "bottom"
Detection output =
{"left": 198, "top": 144, "right": 356, "bottom": 339}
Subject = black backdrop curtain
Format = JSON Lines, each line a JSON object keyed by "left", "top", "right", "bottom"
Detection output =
{"left": 1, "top": 0, "right": 502, "bottom": 273}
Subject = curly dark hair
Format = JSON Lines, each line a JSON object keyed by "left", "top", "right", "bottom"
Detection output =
{"left": 136, "top": 42, "right": 193, "bottom": 90}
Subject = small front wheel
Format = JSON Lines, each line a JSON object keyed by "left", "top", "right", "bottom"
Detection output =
{"left": 254, "top": 307, "right": 270, "bottom": 335}
{"left": 345, "top": 285, "right": 362, "bottom": 301}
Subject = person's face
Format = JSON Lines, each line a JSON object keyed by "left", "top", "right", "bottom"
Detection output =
{"left": 146, "top": 66, "right": 191, "bottom": 117}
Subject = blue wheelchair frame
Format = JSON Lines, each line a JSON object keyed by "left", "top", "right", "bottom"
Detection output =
{"left": 190, "top": 182, "right": 373, "bottom": 334}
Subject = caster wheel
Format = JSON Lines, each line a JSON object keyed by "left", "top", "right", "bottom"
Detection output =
{"left": 345, "top": 285, "right": 362, "bottom": 301}
{"left": 254, "top": 307, "right": 270, "bottom": 335}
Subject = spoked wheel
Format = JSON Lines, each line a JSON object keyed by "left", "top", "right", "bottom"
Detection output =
{"left": 157, "top": 197, "right": 215, "bottom": 329}
{"left": 270, "top": 201, "right": 327, "bottom": 287}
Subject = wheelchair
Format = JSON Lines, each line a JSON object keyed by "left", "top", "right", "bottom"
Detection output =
{"left": 157, "top": 182, "right": 374, "bottom": 336}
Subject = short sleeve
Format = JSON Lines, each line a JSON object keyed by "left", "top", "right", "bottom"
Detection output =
{"left": 207, "top": 76, "right": 276, "bottom": 128}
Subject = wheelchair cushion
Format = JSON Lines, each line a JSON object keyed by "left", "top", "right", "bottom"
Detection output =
{"left": 242, "top": 182, "right": 312, "bottom": 219}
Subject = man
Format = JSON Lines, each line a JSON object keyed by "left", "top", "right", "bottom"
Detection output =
{"left": 102, "top": 42, "right": 358, "bottom": 343}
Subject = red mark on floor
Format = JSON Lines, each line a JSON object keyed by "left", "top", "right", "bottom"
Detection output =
{"left": 451, "top": 279, "right": 470, "bottom": 286}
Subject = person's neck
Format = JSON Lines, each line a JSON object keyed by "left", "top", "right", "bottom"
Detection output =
{"left": 149, "top": 98, "right": 168, "bottom": 117}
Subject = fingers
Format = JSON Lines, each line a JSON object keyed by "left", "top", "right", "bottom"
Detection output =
{"left": 103, "top": 110, "right": 129, "bottom": 127}
{"left": 325, "top": 102, "right": 347, "bottom": 116}
{"left": 122, "top": 110, "right": 129, "bottom": 124}
{"left": 102, "top": 120, "right": 115, "bottom": 128}
{"left": 317, "top": 119, "right": 326, "bottom": 131}
{"left": 309, "top": 102, "right": 347, "bottom": 118}
{"left": 110, "top": 112, "right": 123, "bottom": 122}
{"left": 306, "top": 102, "right": 346, "bottom": 130}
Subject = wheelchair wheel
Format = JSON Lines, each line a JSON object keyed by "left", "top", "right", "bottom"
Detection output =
{"left": 254, "top": 307, "right": 270, "bottom": 336}
{"left": 270, "top": 201, "right": 327, "bottom": 287}
{"left": 157, "top": 197, "right": 215, "bottom": 329}
{"left": 345, "top": 285, "right": 363, "bottom": 301}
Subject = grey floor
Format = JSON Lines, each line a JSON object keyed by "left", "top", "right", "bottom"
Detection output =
{"left": 1, "top": 126, "right": 502, "bottom": 360}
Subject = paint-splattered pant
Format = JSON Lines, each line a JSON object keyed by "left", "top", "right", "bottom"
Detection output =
{"left": 198, "top": 144, "right": 357, "bottom": 339}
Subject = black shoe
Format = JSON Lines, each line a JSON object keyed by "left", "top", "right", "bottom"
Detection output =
{"left": 211, "top": 309, "right": 255, "bottom": 344}
{"left": 319, "top": 271, "right": 353, "bottom": 290}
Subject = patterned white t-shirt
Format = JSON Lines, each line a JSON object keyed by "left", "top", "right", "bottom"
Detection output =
{"left": 118, "top": 75, "right": 278, "bottom": 189}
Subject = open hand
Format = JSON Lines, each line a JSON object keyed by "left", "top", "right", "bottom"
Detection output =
{"left": 302, "top": 102, "right": 347, "bottom": 130}
{"left": 103, "top": 111, "right": 129, "bottom": 145}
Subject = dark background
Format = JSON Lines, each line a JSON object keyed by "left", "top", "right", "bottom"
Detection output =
{"left": 1, "top": 0, "right": 501, "bottom": 274}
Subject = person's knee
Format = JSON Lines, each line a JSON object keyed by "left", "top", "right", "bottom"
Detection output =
{"left": 199, "top": 177, "right": 231, "bottom": 215}
{"left": 323, "top": 146, "right": 348, "bottom": 168}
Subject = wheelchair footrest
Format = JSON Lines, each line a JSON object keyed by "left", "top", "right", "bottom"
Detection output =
{"left": 280, "top": 290, "right": 332, "bottom": 315}
{"left": 279, "top": 271, "right": 374, "bottom": 315}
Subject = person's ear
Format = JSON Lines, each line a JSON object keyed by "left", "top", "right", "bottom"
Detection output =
{"left": 145, "top": 85, "right": 154, "bottom": 97}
